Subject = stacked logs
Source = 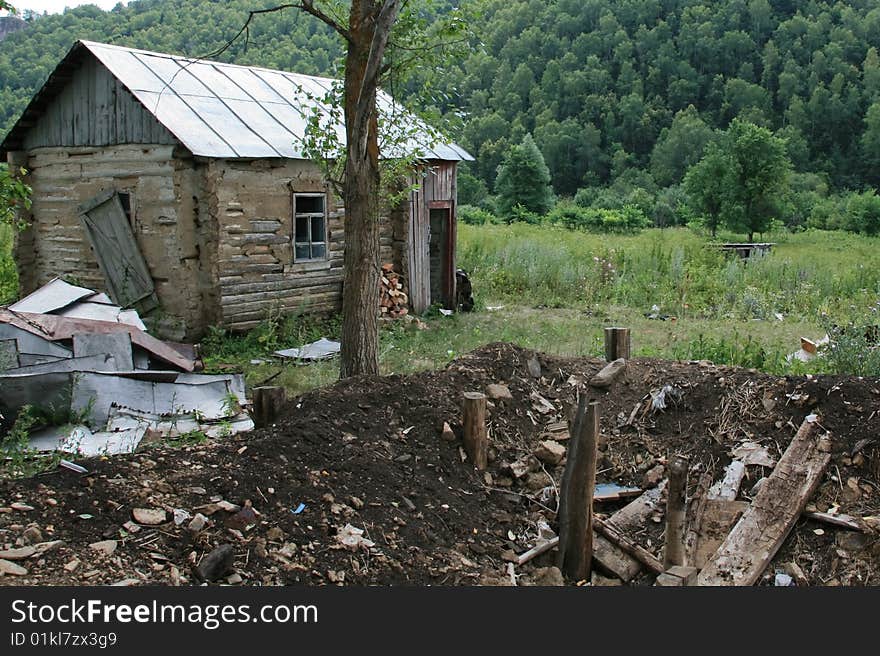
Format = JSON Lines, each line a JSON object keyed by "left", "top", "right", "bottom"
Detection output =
{"left": 380, "top": 263, "right": 409, "bottom": 318}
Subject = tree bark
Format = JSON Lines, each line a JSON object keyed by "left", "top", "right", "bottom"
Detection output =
{"left": 337, "top": 0, "right": 402, "bottom": 378}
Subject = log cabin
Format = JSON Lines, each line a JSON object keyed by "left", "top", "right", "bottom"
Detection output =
{"left": 1, "top": 40, "right": 472, "bottom": 339}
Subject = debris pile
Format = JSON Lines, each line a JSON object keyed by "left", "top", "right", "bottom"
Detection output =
{"left": 0, "top": 278, "right": 253, "bottom": 455}
{"left": 0, "top": 343, "right": 876, "bottom": 586}
{"left": 379, "top": 263, "right": 409, "bottom": 318}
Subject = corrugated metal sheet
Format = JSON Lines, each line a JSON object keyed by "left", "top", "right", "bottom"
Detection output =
{"left": 80, "top": 41, "right": 473, "bottom": 161}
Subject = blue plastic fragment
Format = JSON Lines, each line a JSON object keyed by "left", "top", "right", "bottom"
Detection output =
{"left": 292, "top": 503, "right": 306, "bottom": 514}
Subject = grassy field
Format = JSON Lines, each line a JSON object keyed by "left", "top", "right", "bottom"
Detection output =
{"left": 4, "top": 223, "right": 878, "bottom": 395}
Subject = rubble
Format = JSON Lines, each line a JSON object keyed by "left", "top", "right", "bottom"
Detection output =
{"left": 0, "top": 343, "right": 877, "bottom": 586}
{"left": 1, "top": 278, "right": 254, "bottom": 454}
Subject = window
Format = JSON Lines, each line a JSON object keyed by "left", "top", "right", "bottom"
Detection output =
{"left": 293, "top": 193, "right": 327, "bottom": 261}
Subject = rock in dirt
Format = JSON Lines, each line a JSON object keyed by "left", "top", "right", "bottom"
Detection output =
{"left": 486, "top": 383, "right": 513, "bottom": 401}
{"left": 528, "top": 566, "right": 565, "bottom": 586}
{"left": 440, "top": 422, "right": 456, "bottom": 442}
{"left": 591, "top": 572, "right": 623, "bottom": 586}
{"left": 533, "top": 440, "right": 566, "bottom": 466}
{"left": 0, "top": 559, "right": 28, "bottom": 576}
{"left": 525, "top": 472, "right": 553, "bottom": 492}
{"left": 132, "top": 508, "right": 167, "bottom": 526}
{"left": 89, "top": 540, "right": 118, "bottom": 555}
{"left": 527, "top": 356, "right": 542, "bottom": 379}
{"left": 188, "top": 513, "right": 209, "bottom": 533}
{"left": 642, "top": 464, "right": 666, "bottom": 488}
{"left": 336, "top": 524, "right": 375, "bottom": 551}
{"left": 22, "top": 526, "right": 43, "bottom": 544}
{"left": 0, "top": 546, "right": 36, "bottom": 560}
{"left": 196, "top": 544, "right": 235, "bottom": 582}
{"left": 10, "top": 503, "right": 34, "bottom": 512}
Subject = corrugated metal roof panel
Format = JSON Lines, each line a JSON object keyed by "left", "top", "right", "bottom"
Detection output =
{"left": 80, "top": 40, "right": 473, "bottom": 161}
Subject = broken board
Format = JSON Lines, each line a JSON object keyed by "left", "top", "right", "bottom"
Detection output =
{"left": 698, "top": 419, "right": 831, "bottom": 586}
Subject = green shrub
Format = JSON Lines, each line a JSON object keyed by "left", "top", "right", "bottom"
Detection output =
{"left": 843, "top": 190, "right": 880, "bottom": 236}
{"left": 458, "top": 204, "right": 498, "bottom": 226}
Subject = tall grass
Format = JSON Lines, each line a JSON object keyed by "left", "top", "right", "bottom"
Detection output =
{"left": 0, "top": 224, "right": 16, "bottom": 304}
{"left": 458, "top": 225, "right": 880, "bottom": 322}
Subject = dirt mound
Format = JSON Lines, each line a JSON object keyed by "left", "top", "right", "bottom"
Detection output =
{"left": 1, "top": 343, "right": 877, "bottom": 586}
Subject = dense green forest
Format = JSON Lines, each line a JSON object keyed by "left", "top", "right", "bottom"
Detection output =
{"left": 2, "top": 0, "right": 880, "bottom": 225}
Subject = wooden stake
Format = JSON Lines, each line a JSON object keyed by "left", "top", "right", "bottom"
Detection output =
{"left": 462, "top": 392, "right": 488, "bottom": 470}
{"left": 556, "top": 397, "right": 599, "bottom": 581}
{"left": 252, "top": 386, "right": 286, "bottom": 428}
{"left": 516, "top": 536, "right": 560, "bottom": 566}
{"left": 663, "top": 455, "right": 689, "bottom": 569}
{"left": 604, "top": 327, "right": 631, "bottom": 362}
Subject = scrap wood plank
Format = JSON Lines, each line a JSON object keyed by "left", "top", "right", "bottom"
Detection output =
{"left": 691, "top": 499, "right": 750, "bottom": 569}
{"left": 592, "top": 480, "right": 667, "bottom": 582}
{"left": 697, "top": 418, "right": 832, "bottom": 586}
{"left": 594, "top": 517, "right": 664, "bottom": 575}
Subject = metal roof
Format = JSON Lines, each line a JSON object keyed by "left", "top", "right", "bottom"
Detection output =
{"left": 16, "top": 40, "right": 472, "bottom": 161}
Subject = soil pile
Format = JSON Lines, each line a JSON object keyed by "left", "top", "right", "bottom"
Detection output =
{"left": 1, "top": 343, "right": 877, "bottom": 586}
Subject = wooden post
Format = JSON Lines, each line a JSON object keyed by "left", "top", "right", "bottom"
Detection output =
{"left": 604, "top": 327, "right": 631, "bottom": 362}
{"left": 557, "top": 397, "right": 599, "bottom": 581}
{"left": 462, "top": 392, "right": 488, "bottom": 470}
{"left": 663, "top": 455, "right": 689, "bottom": 569}
{"left": 252, "top": 386, "right": 286, "bottom": 428}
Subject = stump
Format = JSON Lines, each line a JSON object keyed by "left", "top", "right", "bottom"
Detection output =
{"left": 462, "top": 392, "right": 488, "bottom": 470}
{"left": 604, "top": 327, "right": 631, "bottom": 362}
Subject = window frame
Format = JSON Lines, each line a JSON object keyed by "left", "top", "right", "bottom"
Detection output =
{"left": 292, "top": 192, "right": 329, "bottom": 262}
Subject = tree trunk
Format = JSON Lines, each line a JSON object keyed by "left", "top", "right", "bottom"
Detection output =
{"left": 337, "top": 0, "right": 398, "bottom": 378}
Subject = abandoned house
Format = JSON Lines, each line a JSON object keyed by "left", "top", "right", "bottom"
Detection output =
{"left": 0, "top": 40, "right": 472, "bottom": 339}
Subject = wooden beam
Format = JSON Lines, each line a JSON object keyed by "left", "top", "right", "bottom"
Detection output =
{"left": 663, "top": 455, "right": 689, "bottom": 569}
{"left": 603, "top": 327, "right": 631, "bottom": 362}
{"left": 556, "top": 398, "right": 599, "bottom": 581}
{"left": 516, "top": 536, "right": 559, "bottom": 566}
{"left": 462, "top": 392, "right": 488, "bottom": 470}
{"left": 698, "top": 418, "right": 832, "bottom": 586}
{"left": 594, "top": 517, "right": 665, "bottom": 575}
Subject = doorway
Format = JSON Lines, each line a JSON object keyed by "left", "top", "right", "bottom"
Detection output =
{"left": 428, "top": 207, "right": 454, "bottom": 309}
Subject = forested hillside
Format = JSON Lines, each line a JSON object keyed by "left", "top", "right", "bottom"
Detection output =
{"left": 2, "top": 0, "right": 880, "bottom": 198}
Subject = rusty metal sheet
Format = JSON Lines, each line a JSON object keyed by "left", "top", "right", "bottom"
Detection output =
{"left": 0, "top": 310, "right": 195, "bottom": 372}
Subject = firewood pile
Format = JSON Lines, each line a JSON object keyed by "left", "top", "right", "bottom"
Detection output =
{"left": 380, "top": 263, "right": 409, "bottom": 318}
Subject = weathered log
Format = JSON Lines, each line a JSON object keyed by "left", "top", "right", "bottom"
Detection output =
{"left": 698, "top": 417, "right": 831, "bottom": 586}
{"left": 462, "top": 392, "right": 488, "bottom": 470}
{"left": 252, "top": 386, "right": 286, "bottom": 428}
{"left": 556, "top": 398, "right": 599, "bottom": 581}
{"left": 604, "top": 327, "right": 631, "bottom": 362}
{"left": 663, "top": 455, "right": 689, "bottom": 569}
{"left": 593, "top": 516, "right": 665, "bottom": 575}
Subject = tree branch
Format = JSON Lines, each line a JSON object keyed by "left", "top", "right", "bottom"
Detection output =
{"left": 354, "top": 0, "right": 403, "bottom": 136}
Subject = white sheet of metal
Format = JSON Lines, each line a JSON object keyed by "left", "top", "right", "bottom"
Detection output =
{"left": 82, "top": 40, "right": 473, "bottom": 162}
{"left": 9, "top": 277, "right": 96, "bottom": 314}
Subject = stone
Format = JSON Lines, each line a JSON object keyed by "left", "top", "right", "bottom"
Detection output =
{"left": 525, "top": 472, "right": 553, "bottom": 492}
{"left": 486, "top": 383, "right": 513, "bottom": 401}
{"left": 0, "top": 559, "right": 28, "bottom": 576}
{"left": 530, "top": 566, "right": 565, "bottom": 586}
{"left": 64, "top": 559, "right": 80, "bottom": 572}
{"left": 10, "top": 503, "right": 34, "bottom": 512}
{"left": 196, "top": 544, "right": 235, "bottom": 582}
{"left": 266, "top": 527, "right": 285, "bottom": 541}
{"left": 526, "top": 356, "right": 542, "bottom": 379}
{"left": 188, "top": 513, "right": 209, "bottom": 533}
{"left": 533, "top": 440, "right": 566, "bottom": 466}
{"left": 591, "top": 572, "right": 622, "bottom": 586}
{"left": 89, "top": 540, "right": 118, "bottom": 555}
{"left": 440, "top": 422, "right": 456, "bottom": 442}
{"left": 836, "top": 532, "right": 869, "bottom": 553}
{"left": 642, "top": 464, "right": 666, "bottom": 488}
{"left": 590, "top": 358, "right": 626, "bottom": 388}
{"left": 22, "top": 526, "right": 43, "bottom": 544}
{"left": 132, "top": 508, "right": 167, "bottom": 526}
{"left": 0, "top": 546, "right": 36, "bottom": 560}
{"left": 227, "top": 573, "right": 243, "bottom": 585}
